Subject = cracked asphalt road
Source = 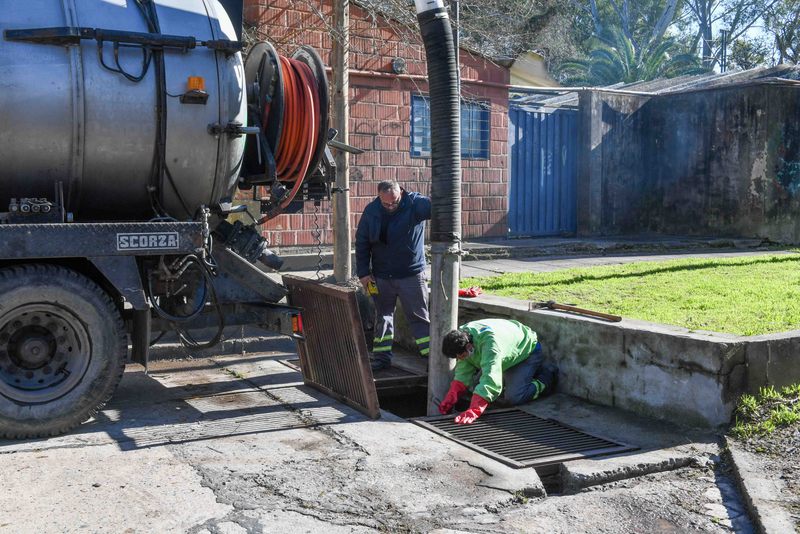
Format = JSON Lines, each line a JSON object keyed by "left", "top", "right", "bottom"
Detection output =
{"left": 0, "top": 338, "right": 755, "bottom": 533}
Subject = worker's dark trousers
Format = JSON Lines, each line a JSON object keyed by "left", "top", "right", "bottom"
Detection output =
{"left": 498, "top": 343, "right": 551, "bottom": 405}
{"left": 371, "top": 272, "right": 430, "bottom": 364}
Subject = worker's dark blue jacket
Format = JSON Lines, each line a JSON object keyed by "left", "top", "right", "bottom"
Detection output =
{"left": 355, "top": 191, "right": 431, "bottom": 279}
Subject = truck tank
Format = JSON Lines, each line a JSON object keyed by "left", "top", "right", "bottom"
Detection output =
{"left": 0, "top": 0, "right": 246, "bottom": 220}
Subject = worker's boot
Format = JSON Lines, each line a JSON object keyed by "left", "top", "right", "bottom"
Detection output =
{"left": 532, "top": 363, "right": 559, "bottom": 399}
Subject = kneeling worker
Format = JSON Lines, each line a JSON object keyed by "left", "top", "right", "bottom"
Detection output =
{"left": 439, "top": 319, "right": 558, "bottom": 424}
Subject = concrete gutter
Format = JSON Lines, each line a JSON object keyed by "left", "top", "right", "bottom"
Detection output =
{"left": 560, "top": 449, "right": 702, "bottom": 494}
{"left": 724, "top": 436, "right": 797, "bottom": 534}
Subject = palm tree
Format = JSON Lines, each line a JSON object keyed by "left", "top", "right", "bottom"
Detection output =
{"left": 559, "top": 26, "right": 707, "bottom": 86}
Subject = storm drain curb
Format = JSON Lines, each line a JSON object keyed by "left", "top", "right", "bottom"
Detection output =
{"left": 724, "top": 437, "right": 796, "bottom": 534}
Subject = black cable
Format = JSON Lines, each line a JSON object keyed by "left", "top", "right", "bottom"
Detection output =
{"left": 147, "top": 257, "right": 208, "bottom": 323}
{"left": 164, "top": 165, "right": 194, "bottom": 218}
{"left": 134, "top": 0, "right": 173, "bottom": 218}
{"left": 145, "top": 253, "right": 224, "bottom": 350}
{"left": 149, "top": 331, "right": 167, "bottom": 347}
{"left": 174, "top": 255, "right": 225, "bottom": 350}
{"left": 96, "top": 40, "right": 152, "bottom": 82}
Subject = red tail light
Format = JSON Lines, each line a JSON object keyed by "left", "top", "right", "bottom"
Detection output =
{"left": 292, "top": 313, "right": 304, "bottom": 336}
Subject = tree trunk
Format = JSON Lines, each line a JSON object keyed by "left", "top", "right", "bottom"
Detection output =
{"left": 651, "top": 0, "right": 678, "bottom": 45}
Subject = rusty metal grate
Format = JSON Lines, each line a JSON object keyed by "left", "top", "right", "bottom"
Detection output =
{"left": 283, "top": 275, "right": 380, "bottom": 419}
{"left": 414, "top": 409, "right": 636, "bottom": 469}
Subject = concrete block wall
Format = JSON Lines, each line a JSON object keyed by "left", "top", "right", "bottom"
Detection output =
{"left": 454, "top": 295, "right": 799, "bottom": 428}
{"left": 243, "top": 0, "right": 510, "bottom": 247}
{"left": 577, "top": 84, "right": 800, "bottom": 242}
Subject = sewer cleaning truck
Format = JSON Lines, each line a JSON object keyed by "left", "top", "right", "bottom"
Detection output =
{"left": 0, "top": 0, "right": 335, "bottom": 438}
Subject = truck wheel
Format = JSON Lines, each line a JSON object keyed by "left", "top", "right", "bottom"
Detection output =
{"left": 0, "top": 265, "right": 126, "bottom": 439}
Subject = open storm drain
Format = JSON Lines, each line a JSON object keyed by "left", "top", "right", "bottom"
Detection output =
{"left": 414, "top": 408, "right": 637, "bottom": 469}
{"left": 279, "top": 358, "right": 425, "bottom": 387}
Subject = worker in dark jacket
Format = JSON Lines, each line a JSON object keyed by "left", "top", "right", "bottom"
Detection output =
{"left": 356, "top": 181, "right": 431, "bottom": 371}
{"left": 439, "top": 319, "right": 558, "bottom": 424}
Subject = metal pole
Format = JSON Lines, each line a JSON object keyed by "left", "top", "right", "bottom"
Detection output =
{"left": 416, "top": 0, "right": 461, "bottom": 416}
{"left": 332, "top": 0, "right": 351, "bottom": 282}
{"left": 720, "top": 29, "right": 728, "bottom": 73}
{"left": 428, "top": 243, "right": 460, "bottom": 415}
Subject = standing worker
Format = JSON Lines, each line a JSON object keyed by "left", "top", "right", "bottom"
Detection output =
{"left": 439, "top": 318, "right": 558, "bottom": 424}
{"left": 356, "top": 181, "right": 432, "bottom": 371}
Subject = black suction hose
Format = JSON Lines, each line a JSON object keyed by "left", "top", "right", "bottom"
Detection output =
{"left": 416, "top": 0, "right": 462, "bottom": 416}
{"left": 416, "top": 0, "right": 461, "bottom": 243}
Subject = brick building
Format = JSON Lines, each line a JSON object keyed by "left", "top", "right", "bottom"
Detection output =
{"left": 243, "top": 0, "right": 510, "bottom": 247}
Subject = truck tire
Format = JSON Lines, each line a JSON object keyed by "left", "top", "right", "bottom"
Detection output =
{"left": 0, "top": 264, "right": 127, "bottom": 439}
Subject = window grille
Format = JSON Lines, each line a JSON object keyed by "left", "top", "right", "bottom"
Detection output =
{"left": 410, "top": 94, "right": 490, "bottom": 159}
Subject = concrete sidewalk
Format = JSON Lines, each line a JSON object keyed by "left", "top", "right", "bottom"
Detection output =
{"left": 277, "top": 246, "right": 793, "bottom": 282}
{"left": 275, "top": 234, "right": 784, "bottom": 274}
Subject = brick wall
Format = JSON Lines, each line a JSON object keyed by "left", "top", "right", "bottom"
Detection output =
{"left": 244, "top": 0, "right": 509, "bottom": 248}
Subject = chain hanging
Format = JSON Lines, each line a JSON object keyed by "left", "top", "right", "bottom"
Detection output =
{"left": 312, "top": 203, "right": 324, "bottom": 280}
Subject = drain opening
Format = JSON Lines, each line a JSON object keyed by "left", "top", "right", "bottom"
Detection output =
{"left": 377, "top": 385, "right": 428, "bottom": 418}
{"left": 536, "top": 464, "right": 563, "bottom": 494}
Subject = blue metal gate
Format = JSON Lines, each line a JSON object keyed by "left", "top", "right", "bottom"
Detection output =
{"left": 508, "top": 105, "right": 578, "bottom": 237}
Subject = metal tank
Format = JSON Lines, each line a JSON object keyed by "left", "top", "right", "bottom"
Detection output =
{"left": 0, "top": 0, "right": 246, "bottom": 220}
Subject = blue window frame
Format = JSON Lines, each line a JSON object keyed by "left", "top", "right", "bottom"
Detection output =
{"left": 410, "top": 94, "right": 490, "bottom": 159}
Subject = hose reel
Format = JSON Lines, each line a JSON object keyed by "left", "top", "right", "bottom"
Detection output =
{"left": 241, "top": 41, "right": 333, "bottom": 221}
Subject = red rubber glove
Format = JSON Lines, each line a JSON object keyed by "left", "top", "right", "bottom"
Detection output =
{"left": 438, "top": 380, "right": 468, "bottom": 415}
{"left": 458, "top": 286, "right": 483, "bottom": 298}
{"left": 455, "top": 394, "right": 490, "bottom": 424}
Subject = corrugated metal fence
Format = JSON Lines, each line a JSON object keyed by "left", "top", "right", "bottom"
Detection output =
{"left": 508, "top": 105, "right": 578, "bottom": 237}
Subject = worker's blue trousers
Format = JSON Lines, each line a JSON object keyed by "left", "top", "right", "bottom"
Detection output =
{"left": 371, "top": 272, "right": 430, "bottom": 364}
{"left": 498, "top": 343, "right": 547, "bottom": 405}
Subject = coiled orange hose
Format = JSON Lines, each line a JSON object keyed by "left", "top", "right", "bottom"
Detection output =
{"left": 265, "top": 55, "right": 320, "bottom": 210}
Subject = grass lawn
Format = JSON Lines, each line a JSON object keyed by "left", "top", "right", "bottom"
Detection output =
{"left": 461, "top": 253, "right": 800, "bottom": 336}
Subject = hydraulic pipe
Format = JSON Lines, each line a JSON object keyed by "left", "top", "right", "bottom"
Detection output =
{"left": 415, "top": 0, "right": 461, "bottom": 416}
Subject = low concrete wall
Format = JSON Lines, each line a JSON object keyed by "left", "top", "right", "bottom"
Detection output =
{"left": 744, "top": 332, "right": 800, "bottom": 392}
{"left": 455, "top": 295, "right": 799, "bottom": 428}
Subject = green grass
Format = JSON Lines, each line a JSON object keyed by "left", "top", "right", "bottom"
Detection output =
{"left": 461, "top": 253, "right": 800, "bottom": 336}
{"left": 731, "top": 384, "right": 800, "bottom": 439}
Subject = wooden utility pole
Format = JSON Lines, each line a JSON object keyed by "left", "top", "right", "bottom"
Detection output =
{"left": 332, "top": 0, "right": 351, "bottom": 282}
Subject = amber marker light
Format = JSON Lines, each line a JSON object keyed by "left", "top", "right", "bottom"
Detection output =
{"left": 187, "top": 76, "right": 205, "bottom": 91}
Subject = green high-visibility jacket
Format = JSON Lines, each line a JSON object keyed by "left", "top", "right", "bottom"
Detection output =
{"left": 453, "top": 319, "right": 538, "bottom": 402}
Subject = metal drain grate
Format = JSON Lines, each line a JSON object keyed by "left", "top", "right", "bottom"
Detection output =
{"left": 283, "top": 275, "right": 380, "bottom": 419}
{"left": 414, "top": 409, "right": 637, "bottom": 469}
